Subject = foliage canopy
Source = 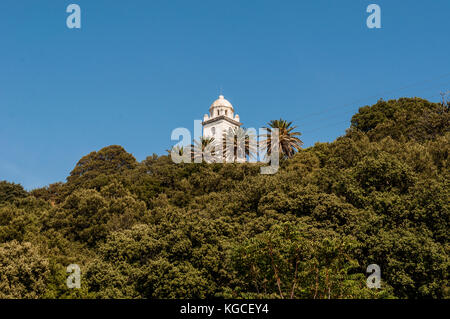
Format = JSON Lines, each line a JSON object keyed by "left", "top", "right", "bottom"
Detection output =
{"left": 1, "top": 98, "right": 448, "bottom": 299}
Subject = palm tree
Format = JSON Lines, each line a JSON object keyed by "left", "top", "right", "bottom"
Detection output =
{"left": 193, "top": 136, "right": 217, "bottom": 163}
{"left": 222, "top": 127, "right": 257, "bottom": 162}
{"left": 167, "top": 144, "right": 194, "bottom": 163}
{"left": 262, "top": 119, "right": 303, "bottom": 159}
{"left": 167, "top": 145, "right": 184, "bottom": 156}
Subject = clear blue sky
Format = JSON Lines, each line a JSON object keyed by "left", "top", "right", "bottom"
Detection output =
{"left": 1, "top": 0, "right": 450, "bottom": 189}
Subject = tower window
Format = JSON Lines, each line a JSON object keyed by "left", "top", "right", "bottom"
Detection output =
{"left": 211, "top": 127, "right": 215, "bottom": 135}
{"left": 225, "top": 110, "right": 228, "bottom": 116}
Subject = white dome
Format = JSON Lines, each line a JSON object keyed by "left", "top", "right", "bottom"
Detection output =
{"left": 210, "top": 95, "right": 233, "bottom": 110}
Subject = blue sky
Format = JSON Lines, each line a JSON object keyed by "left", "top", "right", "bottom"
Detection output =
{"left": 1, "top": 0, "right": 450, "bottom": 189}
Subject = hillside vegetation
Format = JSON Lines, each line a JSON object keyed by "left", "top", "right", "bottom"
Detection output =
{"left": 0, "top": 97, "right": 448, "bottom": 299}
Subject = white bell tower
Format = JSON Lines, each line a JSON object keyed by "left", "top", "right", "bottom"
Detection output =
{"left": 202, "top": 95, "right": 242, "bottom": 139}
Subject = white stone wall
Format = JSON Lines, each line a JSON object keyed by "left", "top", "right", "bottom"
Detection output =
{"left": 203, "top": 119, "right": 239, "bottom": 140}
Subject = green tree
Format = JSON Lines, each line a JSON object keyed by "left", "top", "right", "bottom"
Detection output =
{"left": 67, "top": 145, "right": 137, "bottom": 186}
{"left": 233, "top": 222, "right": 393, "bottom": 298}
{"left": 0, "top": 181, "right": 28, "bottom": 205}
{"left": 0, "top": 241, "right": 50, "bottom": 298}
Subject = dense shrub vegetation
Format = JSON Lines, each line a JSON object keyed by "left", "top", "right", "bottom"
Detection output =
{"left": 0, "top": 97, "right": 448, "bottom": 298}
